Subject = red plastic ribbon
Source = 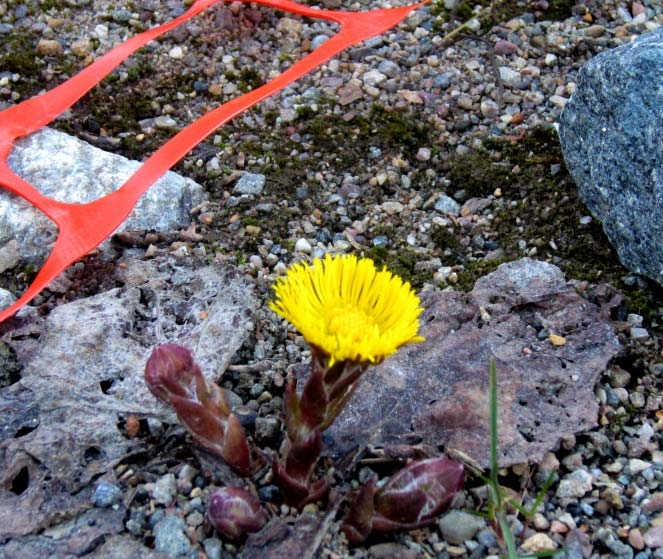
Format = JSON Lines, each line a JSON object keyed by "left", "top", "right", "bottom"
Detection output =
{"left": 0, "top": 0, "right": 428, "bottom": 323}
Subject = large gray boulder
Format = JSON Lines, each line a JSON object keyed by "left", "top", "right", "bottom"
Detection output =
{"left": 559, "top": 28, "right": 663, "bottom": 286}
{"left": 3, "top": 128, "right": 205, "bottom": 265}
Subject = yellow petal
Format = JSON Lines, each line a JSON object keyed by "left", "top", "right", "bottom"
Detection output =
{"left": 269, "top": 254, "right": 425, "bottom": 364}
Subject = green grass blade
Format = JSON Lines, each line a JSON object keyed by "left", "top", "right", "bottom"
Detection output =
{"left": 496, "top": 511, "right": 519, "bottom": 559}
{"left": 527, "top": 471, "right": 556, "bottom": 516}
{"left": 489, "top": 357, "right": 502, "bottom": 509}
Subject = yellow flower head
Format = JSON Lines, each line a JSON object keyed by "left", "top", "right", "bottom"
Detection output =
{"left": 269, "top": 254, "right": 425, "bottom": 365}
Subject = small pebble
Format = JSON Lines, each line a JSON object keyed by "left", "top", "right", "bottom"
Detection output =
{"left": 438, "top": 511, "right": 486, "bottom": 544}
{"left": 521, "top": 533, "right": 558, "bottom": 553}
{"left": 92, "top": 481, "right": 122, "bottom": 508}
{"left": 152, "top": 473, "right": 177, "bottom": 505}
{"left": 548, "top": 333, "right": 566, "bottom": 346}
{"left": 154, "top": 515, "right": 192, "bottom": 557}
{"left": 295, "top": 238, "right": 312, "bottom": 253}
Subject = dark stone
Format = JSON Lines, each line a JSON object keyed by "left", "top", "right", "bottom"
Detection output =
{"left": 235, "top": 405, "right": 258, "bottom": 429}
{"left": 559, "top": 28, "right": 663, "bottom": 287}
{"left": 258, "top": 484, "right": 281, "bottom": 502}
{"left": 0, "top": 340, "right": 21, "bottom": 388}
{"left": 254, "top": 417, "right": 281, "bottom": 446}
{"left": 193, "top": 80, "right": 208, "bottom": 92}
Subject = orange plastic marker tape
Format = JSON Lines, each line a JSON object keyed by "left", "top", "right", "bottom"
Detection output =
{"left": 0, "top": 0, "right": 429, "bottom": 323}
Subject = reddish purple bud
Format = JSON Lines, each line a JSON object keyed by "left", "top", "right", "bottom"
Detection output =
{"left": 341, "top": 478, "right": 376, "bottom": 544}
{"left": 145, "top": 344, "right": 199, "bottom": 404}
{"left": 372, "top": 457, "right": 464, "bottom": 532}
{"left": 145, "top": 344, "right": 251, "bottom": 476}
{"left": 272, "top": 454, "right": 329, "bottom": 508}
{"left": 342, "top": 456, "right": 465, "bottom": 543}
{"left": 208, "top": 487, "right": 267, "bottom": 540}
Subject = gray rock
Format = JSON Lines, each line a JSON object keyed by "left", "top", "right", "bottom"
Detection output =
{"left": 438, "top": 510, "right": 486, "bottom": 544}
{"left": 499, "top": 66, "right": 521, "bottom": 86}
{"left": 368, "top": 543, "right": 414, "bottom": 559}
{"left": 1, "top": 508, "right": 133, "bottom": 559}
{"left": 597, "top": 527, "right": 635, "bottom": 558}
{"left": 564, "top": 529, "right": 592, "bottom": 559}
{"left": 556, "top": 469, "right": 593, "bottom": 498}
{"left": 92, "top": 481, "right": 123, "bottom": 507}
{"left": 363, "top": 69, "right": 387, "bottom": 87}
{"left": 0, "top": 240, "right": 20, "bottom": 273}
{"left": 203, "top": 538, "right": 223, "bottom": 559}
{"left": 154, "top": 515, "right": 192, "bottom": 558}
{"left": 154, "top": 115, "right": 178, "bottom": 129}
{"left": 295, "top": 237, "right": 312, "bottom": 253}
{"left": 373, "top": 235, "right": 389, "bottom": 248}
{"left": 186, "top": 511, "right": 204, "bottom": 527}
{"left": 4, "top": 128, "right": 205, "bottom": 265}
{"left": 0, "top": 258, "right": 256, "bottom": 539}
{"left": 111, "top": 8, "right": 132, "bottom": 22}
{"left": 233, "top": 172, "right": 266, "bottom": 195}
{"left": 0, "top": 288, "right": 16, "bottom": 312}
{"left": 476, "top": 528, "right": 498, "bottom": 548}
{"left": 433, "top": 70, "right": 456, "bottom": 89}
{"left": 559, "top": 28, "right": 663, "bottom": 287}
{"left": 152, "top": 474, "right": 177, "bottom": 505}
{"left": 377, "top": 60, "right": 400, "bottom": 78}
{"left": 178, "top": 464, "right": 198, "bottom": 483}
{"left": 88, "top": 535, "right": 166, "bottom": 559}
{"left": 631, "top": 327, "right": 650, "bottom": 340}
{"left": 311, "top": 34, "right": 329, "bottom": 49}
{"left": 434, "top": 194, "right": 461, "bottom": 216}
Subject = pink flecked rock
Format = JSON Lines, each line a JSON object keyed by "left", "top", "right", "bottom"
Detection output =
{"left": 644, "top": 526, "right": 663, "bottom": 549}
{"left": 643, "top": 493, "right": 663, "bottom": 514}
{"left": 494, "top": 40, "right": 518, "bottom": 55}
{"left": 631, "top": 2, "right": 646, "bottom": 17}
{"left": 629, "top": 528, "right": 645, "bottom": 551}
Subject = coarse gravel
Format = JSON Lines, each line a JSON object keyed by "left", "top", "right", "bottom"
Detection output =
{"left": 2, "top": 0, "right": 663, "bottom": 558}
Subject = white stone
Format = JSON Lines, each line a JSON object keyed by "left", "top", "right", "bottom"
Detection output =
{"left": 168, "top": 46, "right": 185, "bottom": 59}
{"left": 630, "top": 327, "right": 650, "bottom": 340}
{"left": 0, "top": 288, "right": 16, "bottom": 312}
{"left": 362, "top": 69, "right": 387, "bottom": 87}
{"left": 4, "top": 128, "right": 204, "bottom": 265}
{"left": 295, "top": 238, "right": 312, "bottom": 253}
{"left": 628, "top": 458, "right": 652, "bottom": 475}
{"left": 550, "top": 95, "right": 568, "bottom": 108}
{"left": 499, "top": 66, "right": 521, "bottom": 86}
{"left": 416, "top": 147, "right": 431, "bottom": 161}
{"left": 382, "top": 201, "right": 404, "bottom": 215}
{"left": 94, "top": 24, "right": 108, "bottom": 40}
{"left": 480, "top": 99, "right": 499, "bottom": 119}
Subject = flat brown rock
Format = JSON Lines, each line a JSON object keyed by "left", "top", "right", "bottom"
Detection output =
{"left": 326, "top": 258, "right": 622, "bottom": 468}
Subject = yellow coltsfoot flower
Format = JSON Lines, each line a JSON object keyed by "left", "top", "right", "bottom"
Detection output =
{"left": 269, "top": 254, "right": 425, "bottom": 365}
{"left": 270, "top": 255, "right": 425, "bottom": 506}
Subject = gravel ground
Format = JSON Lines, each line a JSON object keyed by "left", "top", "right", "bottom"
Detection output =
{"left": 2, "top": 0, "right": 663, "bottom": 558}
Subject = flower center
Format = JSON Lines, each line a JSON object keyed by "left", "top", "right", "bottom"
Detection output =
{"left": 327, "top": 307, "right": 377, "bottom": 343}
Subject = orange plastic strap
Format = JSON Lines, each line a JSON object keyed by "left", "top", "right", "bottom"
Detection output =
{"left": 0, "top": 0, "right": 428, "bottom": 323}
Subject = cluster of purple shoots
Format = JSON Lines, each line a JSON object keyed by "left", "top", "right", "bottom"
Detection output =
{"left": 145, "top": 344, "right": 464, "bottom": 543}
